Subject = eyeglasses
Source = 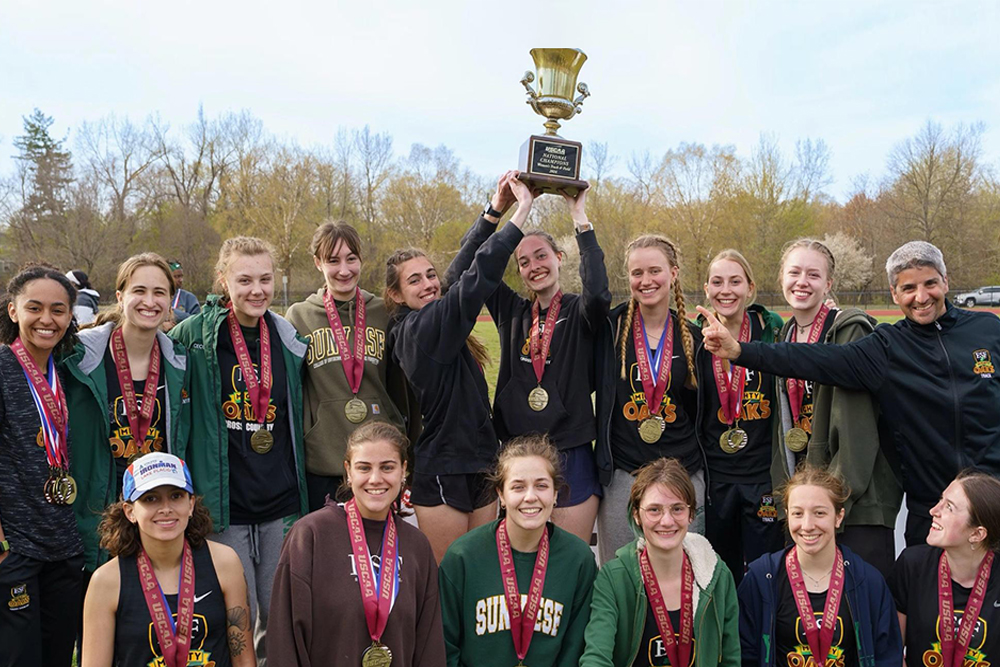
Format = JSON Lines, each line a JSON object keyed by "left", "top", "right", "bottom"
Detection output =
{"left": 639, "top": 504, "right": 690, "bottom": 521}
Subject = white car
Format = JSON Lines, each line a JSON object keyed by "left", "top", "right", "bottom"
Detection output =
{"left": 954, "top": 286, "right": 1000, "bottom": 307}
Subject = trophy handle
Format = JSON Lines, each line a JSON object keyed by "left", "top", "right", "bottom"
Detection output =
{"left": 520, "top": 71, "right": 543, "bottom": 116}
{"left": 571, "top": 82, "right": 591, "bottom": 116}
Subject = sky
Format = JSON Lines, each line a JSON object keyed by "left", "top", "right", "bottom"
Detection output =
{"left": 3, "top": 0, "right": 999, "bottom": 202}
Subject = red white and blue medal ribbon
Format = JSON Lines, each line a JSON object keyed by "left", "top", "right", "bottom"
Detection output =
{"left": 12, "top": 338, "right": 68, "bottom": 469}
{"left": 633, "top": 311, "right": 675, "bottom": 416}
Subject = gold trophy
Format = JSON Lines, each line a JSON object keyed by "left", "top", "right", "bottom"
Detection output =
{"left": 518, "top": 48, "right": 591, "bottom": 195}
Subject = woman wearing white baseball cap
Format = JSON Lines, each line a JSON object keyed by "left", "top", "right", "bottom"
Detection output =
{"left": 81, "top": 452, "right": 255, "bottom": 667}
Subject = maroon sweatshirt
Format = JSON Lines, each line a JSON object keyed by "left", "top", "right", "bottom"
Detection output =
{"left": 267, "top": 501, "right": 446, "bottom": 667}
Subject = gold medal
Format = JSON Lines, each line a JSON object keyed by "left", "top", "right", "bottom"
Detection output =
{"left": 345, "top": 397, "right": 368, "bottom": 424}
{"left": 527, "top": 386, "right": 549, "bottom": 412}
{"left": 36, "top": 427, "right": 45, "bottom": 448}
{"left": 43, "top": 475, "right": 57, "bottom": 504}
{"left": 361, "top": 641, "right": 392, "bottom": 667}
{"left": 785, "top": 427, "right": 808, "bottom": 453}
{"left": 638, "top": 416, "right": 666, "bottom": 444}
{"left": 250, "top": 429, "right": 274, "bottom": 454}
{"left": 720, "top": 428, "right": 748, "bottom": 454}
{"left": 58, "top": 473, "right": 78, "bottom": 505}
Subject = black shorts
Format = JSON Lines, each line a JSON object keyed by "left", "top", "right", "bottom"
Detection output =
{"left": 557, "top": 443, "right": 603, "bottom": 507}
{"left": 410, "top": 471, "right": 494, "bottom": 513}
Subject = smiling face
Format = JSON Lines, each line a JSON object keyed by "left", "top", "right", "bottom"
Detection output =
{"left": 516, "top": 235, "right": 562, "bottom": 296}
{"left": 628, "top": 247, "right": 678, "bottom": 311}
{"left": 7, "top": 278, "right": 73, "bottom": 363}
{"left": 786, "top": 484, "right": 844, "bottom": 558}
{"left": 635, "top": 483, "right": 691, "bottom": 554}
{"left": 118, "top": 265, "right": 172, "bottom": 333}
{"left": 927, "top": 480, "right": 984, "bottom": 549}
{"left": 315, "top": 239, "right": 362, "bottom": 301}
{"left": 344, "top": 438, "right": 407, "bottom": 521}
{"left": 124, "top": 484, "right": 195, "bottom": 542}
{"left": 221, "top": 253, "right": 275, "bottom": 325}
{"left": 705, "top": 258, "right": 753, "bottom": 320}
{"left": 891, "top": 265, "right": 949, "bottom": 325}
{"left": 781, "top": 248, "right": 833, "bottom": 315}
{"left": 392, "top": 257, "right": 441, "bottom": 311}
{"left": 499, "top": 455, "right": 556, "bottom": 535}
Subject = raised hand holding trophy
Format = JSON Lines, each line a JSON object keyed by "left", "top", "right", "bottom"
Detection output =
{"left": 518, "top": 48, "right": 591, "bottom": 196}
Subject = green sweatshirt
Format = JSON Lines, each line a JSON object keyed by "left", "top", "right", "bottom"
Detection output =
{"left": 169, "top": 296, "right": 309, "bottom": 531}
{"left": 438, "top": 520, "right": 597, "bottom": 667}
{"left": 771, "top": 308, "right": 902, "bottom": 529}
{"left": 579, "top": 533, "right": 740, "bottom": 667}
{"left": 285, "top": 287, "right": 416, "bottom": 475}
{"left": 61, "top": 324, "right": 191, "bottom": 571}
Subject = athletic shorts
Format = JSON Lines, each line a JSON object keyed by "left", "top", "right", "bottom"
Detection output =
{"left": 410, "top": 471, "right": 494, "bottom": 513}
{"left": 557, "top": 443, "right": 603, "bottom": 507}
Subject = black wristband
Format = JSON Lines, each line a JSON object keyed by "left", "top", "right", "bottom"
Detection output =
{"left": 484, "top": 203, "right": 504, "bottom": 219}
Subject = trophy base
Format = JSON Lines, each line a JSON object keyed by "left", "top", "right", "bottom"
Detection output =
{"left": 519, "top": 135, "right": 588, "bottom": 196}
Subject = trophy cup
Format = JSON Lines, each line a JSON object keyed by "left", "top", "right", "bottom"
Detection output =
{"left": 518, "top": 48, "right": 591, "bottom": 195}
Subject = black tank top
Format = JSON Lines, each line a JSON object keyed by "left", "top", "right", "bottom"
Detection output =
{"left": 114, "top": 542, "right": 231, "bottom": 667}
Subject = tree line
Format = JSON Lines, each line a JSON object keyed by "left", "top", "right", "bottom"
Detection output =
{"left": 2, "top": 108, "right": 998, "bottom": 305}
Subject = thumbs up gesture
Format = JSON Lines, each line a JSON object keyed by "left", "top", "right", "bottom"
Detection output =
{"left": 696, "top": 306, "right": 742, "bottom": 360}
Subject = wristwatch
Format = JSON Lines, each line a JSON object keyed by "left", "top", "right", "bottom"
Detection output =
{"left": 483, "top": 202, "right": 504, "bottom": 220}
{"left": 0, "top": 540, "right": 9, "bottom": 554}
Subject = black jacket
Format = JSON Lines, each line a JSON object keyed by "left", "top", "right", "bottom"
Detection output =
{"left": 595, "top": 303, "right": 702, "bottom": 484}
{"left": 389, "top": 221, "right": 523, "bottom": 475}
{"left": 736, "top": 302, "right": 1000, "bottom": 510}
{"left": 445, "top": 216, "right": 611, "bottom": 450}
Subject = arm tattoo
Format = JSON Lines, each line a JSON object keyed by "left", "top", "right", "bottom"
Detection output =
{"left": 228, "top": 627, "right": 247, "bottom": 656}
{"left": 227, "top": 606, "right": 250, "bottom": 631}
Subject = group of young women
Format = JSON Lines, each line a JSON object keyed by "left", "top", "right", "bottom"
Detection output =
{"left": 0, "top": 168, "right": 995, "bottom": 667}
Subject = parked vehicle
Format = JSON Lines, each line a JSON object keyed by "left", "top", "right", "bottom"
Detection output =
{"left": 954, "top": 286, "right": 1000, "bottom": 307}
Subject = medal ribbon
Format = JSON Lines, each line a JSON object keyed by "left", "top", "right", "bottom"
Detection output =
{"left": 939, "top": 550, "right": 994, "bottom": 667}
{"left": 633, "top": 311, "right": 675, "bottom": 418}
{"left": 638, "top": 547, "right": 694, "bottom": 667}
{"left": 786, "top": 305, "right": 830, "bottom": 425}
{"left": 323, "top": 288, "right": 366, "bottom": 396}
{"left": 345, "top": 498, "right": 398, "bottom": 644}
{"left": 172, "top": 291, "right": 181, "bottom": 310}
{"left": 712, "top": 313, "right": 750, "bottom": 426}
{"left": 137, "top": 540, "right": 195, "bottom": 667}
{"left": 110, "top": 327, "right": 162, "bottom": 445}
{"left": 226, "top": 308, "right": 272, "bottom": 425}
{"left": 529, "top": 291, "right": 562, "bottom": 385}
{"left": 12, "top": 339, "right": 68, "bottom": 468}
{"left": 495, "top": 518, "right": 550, "bottom": 663}
{"left": 785, "top": 546, "right": 844, "bottom": 665}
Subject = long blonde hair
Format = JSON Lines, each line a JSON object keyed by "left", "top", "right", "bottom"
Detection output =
{"left": 384, "top": 248, "right": 491, "bottom": 369}
{"left": 618, "top": 235, "right": 696, "bottom": 387}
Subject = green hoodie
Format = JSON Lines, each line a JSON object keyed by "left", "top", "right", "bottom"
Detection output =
{"left": 169, "top": 296, "right": 309, "bottom": 531}
{"left": 62, "top": 323, "right": 191, "bottom": 571}
{"left": 580, "top": 533, "right": 740, "bottom": 667}
{"left": 772, "top": 308, "right": 902, "bottom": 528}
{"left": 285, "top": 287, "right": 417, "bottom": 475}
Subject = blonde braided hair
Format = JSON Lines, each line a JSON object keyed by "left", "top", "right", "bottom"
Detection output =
{"left": 618, "top": 235, "right": 697, "bottom": 388}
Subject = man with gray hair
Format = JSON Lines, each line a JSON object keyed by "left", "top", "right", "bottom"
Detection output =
{"left": 699, "top": 240, "right": 1000, "bottom": 546}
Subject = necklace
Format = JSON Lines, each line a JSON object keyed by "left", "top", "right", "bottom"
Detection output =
{"left": 801, "top": 568, "right": 830, "bottom": 587}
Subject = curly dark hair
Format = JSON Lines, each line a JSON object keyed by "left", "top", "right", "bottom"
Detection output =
{"left": 0, "top": 263, "right": 79, "bottom": 357}
{"left": 98, "top": 494, "right": 215, "bottom": 558}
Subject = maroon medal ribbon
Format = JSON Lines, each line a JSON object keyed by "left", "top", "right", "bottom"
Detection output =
{"left": 633, "top": 311, "right": 675, "bottom": 418}
{"left": 638, "top": 547, "right": 694, "bottom": 667}
{"left": 785, "top": 546, "right": 844, "bottom": 665}
{"left": 712, "top": 313, "right": 750, "bottom": 426}
{"left": 529, "top": 291, "right": 562, "bottom": 384}
{"left": 785, "top": 304, "right": 830, "bottom": 425}
{"left": 323, "top": 288, "right": 366, "bottom": 395}
{"left": 495, "top": 518, "right": 550, "bottom": 663}
{"left": 137, "top": 540, "right": 195, "bottom": 667}
{"left": 110, "top": 327, "right": 162, "bottom": 445}
{"left": 226, "top": 307, "right": 272, "bottom": 425}
{"left": 345, "top": 498, "right": 398, "bottom": 645}
{"left": 939, "top": 550, "right": 994, "bottom": 667}
{"left": 11, "top": 338, "right": 68, "bottom": 468}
